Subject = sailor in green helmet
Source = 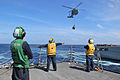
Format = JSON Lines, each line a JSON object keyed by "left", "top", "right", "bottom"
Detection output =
{"left": 10, "top": 27, "right": 33, "bottom": 80}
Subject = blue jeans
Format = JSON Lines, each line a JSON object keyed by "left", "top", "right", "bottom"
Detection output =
{"left": 47, "top": 55, "right": 56, "bottom": 71}
{"left": 86, "top": 55, "right": 94, "bottom": 72}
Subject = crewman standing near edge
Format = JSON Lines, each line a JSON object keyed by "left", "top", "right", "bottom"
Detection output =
{"left": 10, "top": 27, "right": 33, "bottom": 80}
{"left": 84, "top": 38, "right": 95, "bottom": 72}
{"left": 37, "top": 38, "right": 64, "bottom": 72}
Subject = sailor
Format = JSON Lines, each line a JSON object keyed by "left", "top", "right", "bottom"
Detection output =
{"left": 84, "top": 38, "right": 95, "bottom": 72}
{"left": 10, "top": 27, "right": 33, "bottom": 80}
{"left": 37, "top": 38, "right": 64, "bottom": 72}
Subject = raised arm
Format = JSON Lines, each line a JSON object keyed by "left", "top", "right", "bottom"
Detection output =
{"left": 84, "top": 45, "right": 89, "bottom": 50}
{"left": 56, "top": 43, "right": 64, "bottom": 46}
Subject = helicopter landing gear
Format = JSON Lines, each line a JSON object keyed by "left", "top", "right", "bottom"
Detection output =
{"left": 67, "top": 15, "right": 73, "bottom": 18}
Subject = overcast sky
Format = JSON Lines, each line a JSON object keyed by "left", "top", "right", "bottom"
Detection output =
{"left": 0, "top": 0, "right": 120, "bottom": 45}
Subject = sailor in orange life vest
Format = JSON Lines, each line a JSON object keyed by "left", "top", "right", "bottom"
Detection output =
{"left": 37, "top": 38, "right": 64, "bottom": 72}
{"left": 84, "top": 38, "right": 95, "bottom": 72}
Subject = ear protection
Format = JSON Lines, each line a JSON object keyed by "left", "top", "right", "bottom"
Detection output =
{"left": 20, "top": 27, "right": 26, "bottom": 38}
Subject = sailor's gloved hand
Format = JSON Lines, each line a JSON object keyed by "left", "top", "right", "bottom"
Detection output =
{"left": 26, "top": 57, "right": 29, "bottom": 59}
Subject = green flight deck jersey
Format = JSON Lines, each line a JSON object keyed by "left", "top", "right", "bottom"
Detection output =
{"left": 10, "top": 39, "right": 30, "bottom": 68}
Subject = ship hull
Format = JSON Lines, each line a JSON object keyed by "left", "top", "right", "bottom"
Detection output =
{"left": 95, "top": 46, "right": 120, "bottom": 61}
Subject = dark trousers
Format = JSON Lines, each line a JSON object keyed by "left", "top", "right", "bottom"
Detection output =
{"left": 86, "top": 55, "right": 94, "bottom": 72}
{"left": 47, "top": 55, "right": 56, "bottom": 71}
{"left": 12, "top": 67, "right": 29, "bottom": 80}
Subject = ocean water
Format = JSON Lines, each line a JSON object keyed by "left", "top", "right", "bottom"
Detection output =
{"left": 0, "top": 44, "right": 120, "bottom": 73}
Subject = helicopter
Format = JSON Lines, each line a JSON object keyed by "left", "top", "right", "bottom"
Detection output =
{"left": 63, "top": 2, "right": 83, "bottom": 18}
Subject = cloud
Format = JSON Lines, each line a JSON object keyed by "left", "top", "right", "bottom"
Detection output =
{"left": 96, "top": 24, "right": 104, "bottom": 29}
{"left": 111, "top": 0, "right": 120, "bottom": 3}
{"left": 108, "top": 3, "right": 115, "bottom": 8}
{"left": 0, "top": 32, "right": 8, "bottom": 35}
{"left": 8, "top": 14, "right": 49, "bottom": 24}
{"left": 110, "top": 31, "right": 120, "bottom": 38}
{"left": 85, "top": 0, "right": 120, "bottom": 21}
{"left": 18, "top": 15, "right": 49, "bottom": 24}
{"left": 108, "top": 0, "right": 120, "bottom": 11}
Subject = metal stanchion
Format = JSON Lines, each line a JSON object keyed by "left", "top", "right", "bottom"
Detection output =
{"left": 68, "top": 46, "right": 73, "bottom": 65}
{"left": 38, "top": 48, "right": 41, "bottom": 66}
{"left": 70, "top": 46, "right": 73, "bottom": 62}
{"left": 96, "top": 48, "right": 103, "bottom": 72}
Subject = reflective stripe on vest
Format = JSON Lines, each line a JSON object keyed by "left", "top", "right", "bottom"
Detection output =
{"left": 10, "top": 39, "right": 30, "bottom": 68}
{"left": 47, "top": 43, "right": 56, "bottom": 55}
{"left": 86, "top": 44, "right": 95, "bottom": 56}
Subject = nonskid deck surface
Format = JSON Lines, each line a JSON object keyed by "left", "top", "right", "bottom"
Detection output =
{"left": 0, "top": 62, "right": 120, "bottom": 80}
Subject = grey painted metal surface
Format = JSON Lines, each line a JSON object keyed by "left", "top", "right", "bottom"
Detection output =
{"left": 0, "top": 62, "right": 120, "bottom": 80}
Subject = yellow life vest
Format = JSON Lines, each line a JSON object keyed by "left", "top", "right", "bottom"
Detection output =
{"left": 86, "top": 44, "right": 95, "bottom": 56}
{"left": 47, "top": 43, "right": 56, "bottom": 55}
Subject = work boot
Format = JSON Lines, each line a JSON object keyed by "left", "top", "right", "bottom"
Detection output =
{"left": 53, "top": 69, "right": 56, "bottom": 71}
{"left": 85, "top": 69, "right": 90, "bottom": 72}
{"left": 44, "top": 69, "right": 49, "bottom": 72}
{"left": 90, "top": 69, "right": 94, "bottom": 71}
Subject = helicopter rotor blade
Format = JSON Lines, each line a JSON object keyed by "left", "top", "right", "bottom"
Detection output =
{"left": 79, "top": 9, "right": 85, "bottom": 11}
{"left": 74, "top": 2, "right": 82, "bottom": 8}
{"left": 62, "top": 5, "right": 73, "bottom": 9}
{"left": 68, "top": 10, "right": 72, "bottom": 12}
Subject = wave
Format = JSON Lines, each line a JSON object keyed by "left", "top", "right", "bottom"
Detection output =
{"left": 0, "top": 56, "right": 6, "bottom": 59}
{"left": 0, "top": 51, "right": 10, "bottom": 55}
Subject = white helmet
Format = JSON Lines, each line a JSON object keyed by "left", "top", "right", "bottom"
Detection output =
{"left": 88, "top": 38, "right": 94, "bottom": 44}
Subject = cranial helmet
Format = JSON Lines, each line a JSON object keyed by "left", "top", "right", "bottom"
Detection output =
{"left": 13, "top": 27, "right": 26, "bottom": 38}
{"left": 49, "top": 38, "right": 54, "bottom": 43}
{"left": 88, "top": 38, "right": 94, "bottom": 44}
